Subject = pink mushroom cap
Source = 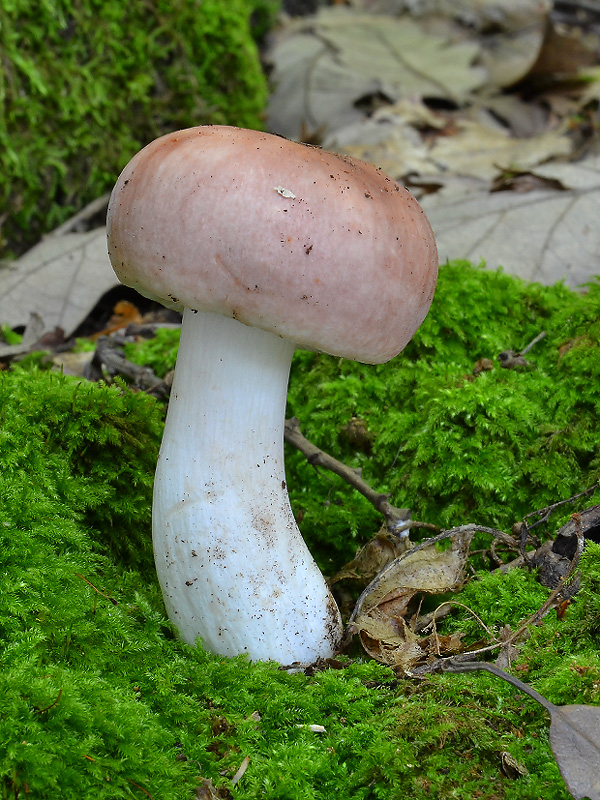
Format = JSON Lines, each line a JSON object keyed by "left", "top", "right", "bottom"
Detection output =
{"left": 107, "top": 125, "right": 438, "bottom": 364}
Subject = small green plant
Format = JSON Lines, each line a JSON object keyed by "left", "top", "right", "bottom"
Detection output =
{"left": 1, "top": 324, "right": 22, "bottom": 346}
{"left": 0, "top": 0, "right": 279, "bottom": 257}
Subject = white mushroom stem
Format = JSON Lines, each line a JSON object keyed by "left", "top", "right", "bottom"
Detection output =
{"left": 153, "top": 308, "right": 342, "bottom": 664}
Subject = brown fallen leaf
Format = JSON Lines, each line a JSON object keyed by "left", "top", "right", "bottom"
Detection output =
{"left": 352, "top": 529, "right": 474, "bottom": 618}
{"left": 90, "top": 299, "right": 143, "bottom": 340}
{"left": 196, "top": 778, "right": 233, "bottom": 800}
{"left": 331, "top": 528, "right": 409, "bottom": 588}
{"left": 348, "top": 529, "right": 474, "bottom": 671}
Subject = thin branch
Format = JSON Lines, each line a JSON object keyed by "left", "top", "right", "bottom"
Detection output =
{"left": 498, "top": 520, "right": 584, "bottom": 649}
{"left": 417, "top": 600, "right": 497, "bottom": 638}
{"left": 523, "top": 482, "right": 599, "bottom": 530}
{"left": 35, "top": 688, "right": 63, "bottom": 715}
{"left": 520, "top": 330, "right": 547, "bottom": 356}
{"left": 441, "top": 660, "right": 556, "bottom": 715}
{"left": 284, "top": 416, "right": 412, "bottom": 533}
{"left": 87, "top": 334, "right": 171, "bottom": 398}
{"left": 75, "top": 573, "right": 117, "bottom": 605}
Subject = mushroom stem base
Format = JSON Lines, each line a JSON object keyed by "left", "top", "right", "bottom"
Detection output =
{"left": 153, "top": 309, "right": 342, "bottom": 664}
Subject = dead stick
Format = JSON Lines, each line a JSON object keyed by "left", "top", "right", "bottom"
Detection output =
{"left": 284, "top": 416, "right": 411, "bottom": 533}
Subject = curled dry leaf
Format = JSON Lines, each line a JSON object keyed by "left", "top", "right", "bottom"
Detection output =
{"left": 348, "top": 530, "right": 474, "bottom": 671}
{"left": 331, "top": 528, "right": 410, "bottom": 588}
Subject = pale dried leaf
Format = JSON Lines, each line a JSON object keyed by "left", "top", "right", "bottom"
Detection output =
{"left": 350, "top": 531, "right": 474, "bottom": 670}
{"left": 322, "top": 99, "right": 441, "bottom": 178}
{"left": 330, "top": 529, "right": 413, "bottom": 587}
{"left": 421, "top": 154, "right": 600, "bottom": 287}
{"left": 0, "top": 227, "right": 116, "bottom": 335}
{"left": 417, "top": 3, "right": 550, "bottom": 88}
{"left": 482, "top": 95, "right": 551, "bottom": 138}
{"left": 356, "top": 610, "right": 425, "bottom": 670}
{"left": 429, "top": 119, "right": 572, "bottom": 182}
{"left": 429, "top": 0, "right": 550, "bottom": 32}
{"left": 328, "top": 109, "right": 572, "bottom": 188}
{"left": 478, "top": 25, "right": 546, "bottom": 88}
{"left": 353, "top": 530, "right": 474, "bottom": 618}
{"left": 267, "top": 31, "right": 376, "bottom": 140}
{"left": 51, "top": 350, "right": 95, "bottom": 377}
{"left": 267, "top": 8, "right": 485, "bottom": 140}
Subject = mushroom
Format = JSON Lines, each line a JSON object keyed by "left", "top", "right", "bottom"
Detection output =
{"left": 106, "top": 125, "right": 438, "bottom": 665}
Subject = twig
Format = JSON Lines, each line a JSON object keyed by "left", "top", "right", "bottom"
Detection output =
{"left": 520, "top": 330, "right": 547, "bottom": 356}
{"left": 284, "top": 416, "right": 412, "bottom": 533}
{"left": 523, "top": 482, "right": 599, "bottom": 531}
{"left": 499, "top": 519, "right": 584, "bottom": 648}
{"left": 441, "top": 660, "right": 556, "bottom": 715}
{"left": 75, "top": 573, "right": 117, "bottom": 605}
{"left": 126, "top": 779, "right": 155, "bottom": 800}
{"left": 87, "top": 335, "right": 170, "bottom": 397}
{"left": 35, "top": 688, "right": 63, "bottom": 714}
{"left": 417, "top": 600, "right": 497, "bottom": 638}
{"left": 498, "top": 331, "right": 546, "bottom": 370}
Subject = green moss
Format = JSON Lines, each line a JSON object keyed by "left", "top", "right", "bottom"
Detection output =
{"left": 519, "top": 542, "right": 600, "bottom": 707}
{"left": 123, "top": 327, "right": 181, "bottom": 379}
{"left": 284, "top": 262, "right": 600, "bottom": 570}
{"left": 0, "top": 0, "right": 279, "bottom": 257}
{"left": 2, "top": 261, "right": 599, "bottom": 798}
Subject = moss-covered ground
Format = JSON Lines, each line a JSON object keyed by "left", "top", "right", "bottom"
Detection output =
{"left": 1, "top": 261, "right": 599, "bottom": 798}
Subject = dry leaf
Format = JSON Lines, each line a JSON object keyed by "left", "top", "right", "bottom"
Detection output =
{"left": 267, "top": 8, "right": 485, "bottom": 140}
{"left": 349, "top": 530, "right": 473, "bottom": 671}
{"left": 549, "top": 705, "right": 600, "bottom": 800}
{"left": 327, "top": 106, "right": 572, "bottom": 194}
{"left": 338, "top": 0, "right": 551, "bottom": 88}
{"left": 428, "top": 119, "right": 572, "bottom": 182}
{"left": 421, "top": 153, "right": 600, "bottom": 287}
{"left": 500, "top": 750, "right": 528, "bottom": 778}
{"left": 0, "top": 227, "right": 116, "bottom": 336}
{"left": 352, "top": 530, "right": 474, "bottom": 617}
{"left": 444, "top": 661, "right": 600, "bottom": 800}
{"left": 331, "top": 529, "right": 409, "bottom": 587}
{"left": 322, "top": 98, "right": 442, "bottom": 178}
